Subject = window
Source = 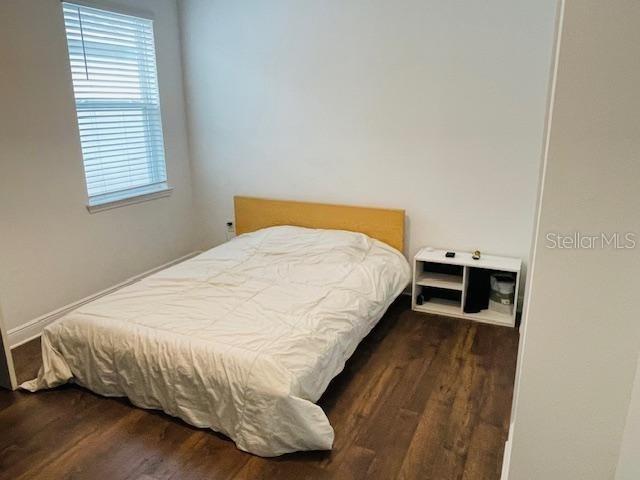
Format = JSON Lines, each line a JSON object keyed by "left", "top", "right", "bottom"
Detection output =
{"left": 62, "top": 3, "right": 169, "bottom": 210}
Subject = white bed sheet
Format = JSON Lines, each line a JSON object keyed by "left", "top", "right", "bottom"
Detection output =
{"left": 22, "top": 226, "right": 410, "bottom": 456}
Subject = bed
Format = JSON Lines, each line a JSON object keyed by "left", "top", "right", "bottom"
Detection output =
{"left": 23, "top": 197, "right": 410, "bottom": 456}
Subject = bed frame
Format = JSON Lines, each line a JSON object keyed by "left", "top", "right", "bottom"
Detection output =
{"left": 234, "top": 196, "right": 405, "bottom": 253}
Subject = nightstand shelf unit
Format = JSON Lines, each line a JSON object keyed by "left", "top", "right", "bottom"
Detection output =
{"left": 412, "top": 248, "right": 521, "bottom": 327}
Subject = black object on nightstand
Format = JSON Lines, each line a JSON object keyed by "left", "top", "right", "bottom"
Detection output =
{"left": 445, "top": 251, "right": 455, "bottom": 258}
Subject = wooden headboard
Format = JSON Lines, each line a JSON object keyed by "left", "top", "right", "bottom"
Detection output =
{"left": 234, "top": 196, "right": 405, "bottom": 252}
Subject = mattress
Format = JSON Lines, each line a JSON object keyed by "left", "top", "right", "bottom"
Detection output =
{"left": 22, "top": 226, "right": 410, "bottom": 456}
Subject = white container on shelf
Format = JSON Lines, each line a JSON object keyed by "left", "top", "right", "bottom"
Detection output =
{"left": 489, "top": 273, "right": 516, "bottom": 315}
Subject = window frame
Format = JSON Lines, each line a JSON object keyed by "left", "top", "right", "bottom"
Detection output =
{"left": 61, "top": 1, "right": 172, "bottom": 213}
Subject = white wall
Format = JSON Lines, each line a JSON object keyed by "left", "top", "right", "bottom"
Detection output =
{"left": 507, "top": 1, "right": 640, "bottom": 478}
{"left": 616, "top": 353, "right": 640, "bottom": 480}
{"left": 0, "top": 299, "right": 17, "bottom": 389}
{"left": 179, "top": 0, "right": 557, "bottom": 263}
{"left": 0, "top": 0, "right": 197, "bottom": 337}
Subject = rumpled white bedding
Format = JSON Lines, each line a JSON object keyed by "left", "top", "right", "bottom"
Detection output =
{"left": 22, "top": 226, "right": 410, "bottom": 456}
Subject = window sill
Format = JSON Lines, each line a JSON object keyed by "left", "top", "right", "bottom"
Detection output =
{"left": 86, "top": 187, "right": 173, "bottom": 214}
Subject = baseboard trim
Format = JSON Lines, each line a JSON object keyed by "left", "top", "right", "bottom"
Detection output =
{"left": 500, "top": 421, "right": 515, "bottom": 480}
{"left": 8, "top": 251, "right": 202, "bottom": 349}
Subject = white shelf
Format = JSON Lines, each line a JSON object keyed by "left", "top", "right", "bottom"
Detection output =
{"left": 464, "top": 308, "right": 514, "bottom": 327}
{"left": 412, "top": 247, "right": 522, "bottom": 328}
{"left": 416, "top": 272, "right": 464, "bottom": 290}
{"left": 414, "top": 298, "right": 461, "bottom": 316}
{"left": 415, "top": 248, "right": 521, "bottom": 273}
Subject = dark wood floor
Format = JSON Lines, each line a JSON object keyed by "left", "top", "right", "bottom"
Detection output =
{"left": 0, "top": 298, "right": 519, "bottom": 480}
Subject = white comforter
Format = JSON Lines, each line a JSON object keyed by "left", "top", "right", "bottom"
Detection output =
{"left": 23, "top": 226, "right": 410, "bottom": 456}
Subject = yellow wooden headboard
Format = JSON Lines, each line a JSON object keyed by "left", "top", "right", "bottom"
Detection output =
{"left": 234, "top": 196, "right": 405, "bottom": 252}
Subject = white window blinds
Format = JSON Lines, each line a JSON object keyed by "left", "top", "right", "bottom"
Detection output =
{"left": 62, "top": 3, "right": 168, "bottom": 207}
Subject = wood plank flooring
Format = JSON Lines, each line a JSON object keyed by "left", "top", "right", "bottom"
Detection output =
{"left": 0, "top": 298, "right": 519, "bottom": 479}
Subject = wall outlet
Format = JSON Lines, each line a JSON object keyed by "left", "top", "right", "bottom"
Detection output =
{"left": 225, "top": 221, "right": 236, "bottom": 241}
